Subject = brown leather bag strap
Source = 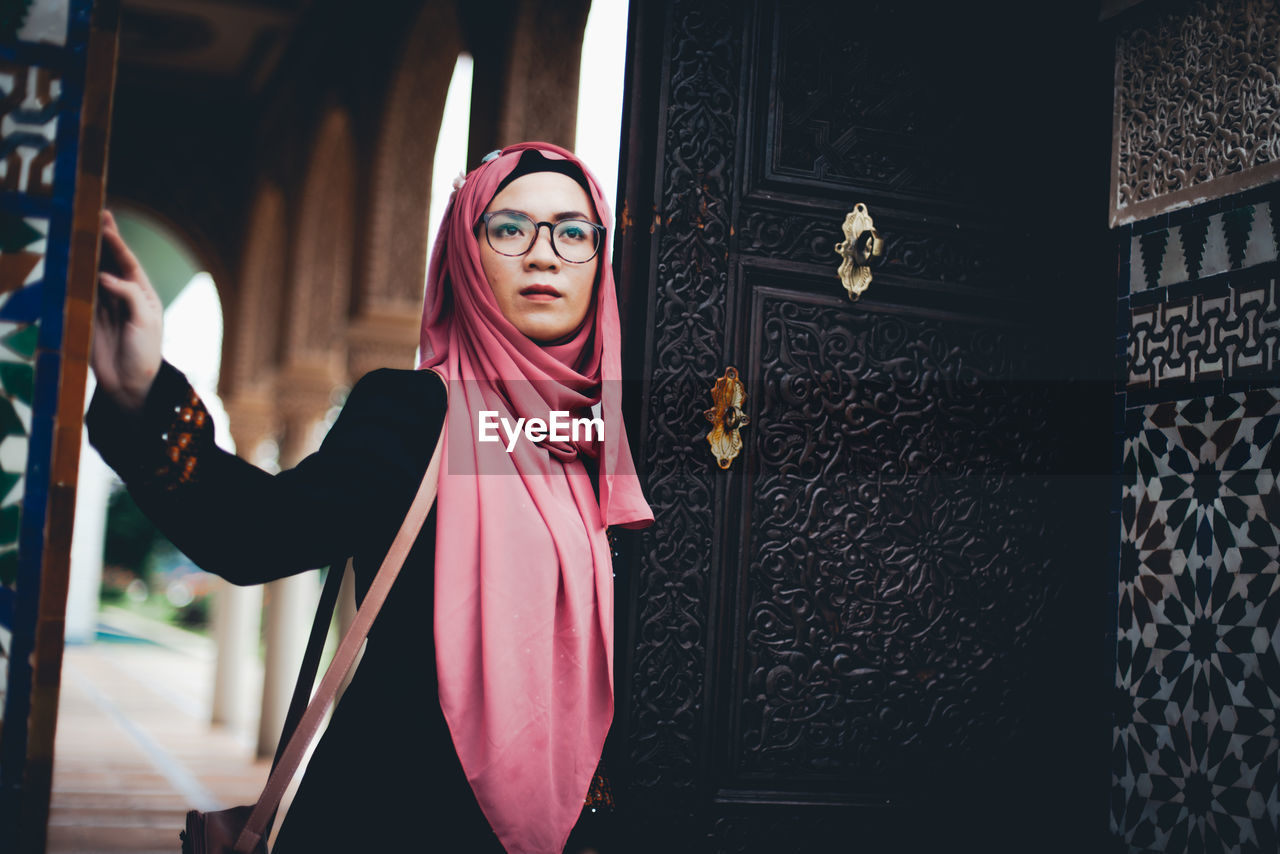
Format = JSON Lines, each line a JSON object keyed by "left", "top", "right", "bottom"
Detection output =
{"left": 233, "top": 434, "right": 445, "bottom": 852}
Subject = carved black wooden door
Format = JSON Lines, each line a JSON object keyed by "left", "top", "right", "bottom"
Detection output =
{"left": 611, "top": 2, "right": 1111, "bottom": 852}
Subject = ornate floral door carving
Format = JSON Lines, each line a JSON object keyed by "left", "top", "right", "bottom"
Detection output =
{"left": 612, "top": 2, "right": 1111, "bottom": 851}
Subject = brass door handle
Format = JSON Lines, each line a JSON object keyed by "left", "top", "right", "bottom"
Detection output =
{"left": 704, "top": 366, "right": 750, "bottom": 469}
{"left": 835, "top": 202, "right": 884, "bottom": 299}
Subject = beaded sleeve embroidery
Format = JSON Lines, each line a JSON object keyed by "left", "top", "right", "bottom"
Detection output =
{"left": 584, "top": 761, "right": 614, "bottom": 811}
{"left": 151, "top": 386, "right": 212, "bottom": 490}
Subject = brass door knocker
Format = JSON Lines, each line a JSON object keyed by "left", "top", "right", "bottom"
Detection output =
{"left": 835, "top": 203, "right": 884, "bottom": 299}
{"left": 704, "top": 366, "right": 749, "bottom": 469}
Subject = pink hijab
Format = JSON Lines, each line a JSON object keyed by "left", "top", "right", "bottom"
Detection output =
{"left": 417, "top": 141, "right": 653, "bottom": 853}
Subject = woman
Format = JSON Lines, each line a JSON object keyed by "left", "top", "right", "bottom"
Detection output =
{"left": 88, "top": 141, "right": 653, "bottom": 853}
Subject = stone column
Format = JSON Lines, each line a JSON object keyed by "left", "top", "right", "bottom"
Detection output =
{"left": 254, "top": 363, "right": 334, "bottom": 759}
{"left": 257, "top": 571, "right": 319, "bottom": 759}
{"left": 64, "top": 428, "right": 111, "bottom": 645}
{"left": 210, "top": 579, "right": 262, "bottom": 732}
{"left": 223, "top": 390, "right": 277, "bottom": 467}
{"left": 346, "top": 311, "right": 421, "bottom": 379}
{"left": 463, "top": 0, "right": 591, "bottom": 164}
{"left": 208, "top": 388, "right": 276, "bottom": 733}
{"left": 347, "top": 0, "right": 459, "bottom": 378}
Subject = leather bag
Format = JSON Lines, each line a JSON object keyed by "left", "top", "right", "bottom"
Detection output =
{"left": 179, "top": 435, "right": 444, "bottom": 853}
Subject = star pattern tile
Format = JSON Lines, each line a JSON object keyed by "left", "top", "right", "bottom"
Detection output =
{"left": 1114, "top": 390, "right": 1280, "bottom": 852}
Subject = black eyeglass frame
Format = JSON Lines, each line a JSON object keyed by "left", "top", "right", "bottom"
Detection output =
{"left": 478, "top": 211, "right": 606, "bottom": 264}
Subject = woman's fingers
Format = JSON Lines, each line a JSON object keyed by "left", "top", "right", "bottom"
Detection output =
{"left": 100, "top": 222, "right": 139, "bottom": 278}
{"left": 97, "top": 269, "right": 127, "bottom": 294}
{"left": 97, "top": 271, "right": 134, "bottom": 319}
{"left": 99, "top": 210, "right": 148, "bottom": 282}
{"left": 96, "top": 272, "right": 130, "bottom": 330}
{"left": 99, "top": 213, "right": 163, "bottom": 320}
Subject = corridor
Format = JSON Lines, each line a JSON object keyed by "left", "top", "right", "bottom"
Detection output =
{"left": 47, "top": 613, "right": 269, "bottom": 854}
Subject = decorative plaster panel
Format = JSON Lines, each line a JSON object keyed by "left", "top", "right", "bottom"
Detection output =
{"left": 1111, "top": 0, "right": 1280, "bottom": 226}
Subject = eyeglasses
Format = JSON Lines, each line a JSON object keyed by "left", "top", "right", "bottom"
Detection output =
{"left": 479, "top": 211, "right": 604, "bottom": 264}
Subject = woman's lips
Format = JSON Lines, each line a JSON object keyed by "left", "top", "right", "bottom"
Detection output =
{"left": 520, "top": 285, "right": 560, "bottom": 301}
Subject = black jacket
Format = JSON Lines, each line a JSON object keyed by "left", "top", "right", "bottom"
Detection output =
{"left": 87, "top": 360, "right": 509, "bottom": 851}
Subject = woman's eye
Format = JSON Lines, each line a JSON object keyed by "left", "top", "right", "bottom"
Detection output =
{"left": 559, "top": 224, "right": 588, "bottom": 242}
{"left": 495, "top": 223, "right": 524, "bottom": 238}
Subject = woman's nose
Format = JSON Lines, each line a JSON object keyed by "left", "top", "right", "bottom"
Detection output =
{"left": 525, "top": 225, "right": 559, "bottom": 268}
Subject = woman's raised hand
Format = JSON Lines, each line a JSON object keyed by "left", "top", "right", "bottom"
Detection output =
{"left": 92, "top": 210, "right": 163, "bottom": 413}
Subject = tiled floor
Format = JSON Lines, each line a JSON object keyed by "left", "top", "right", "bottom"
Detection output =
{"left": 48, "top": 629, "right": 271, "bottom": 854}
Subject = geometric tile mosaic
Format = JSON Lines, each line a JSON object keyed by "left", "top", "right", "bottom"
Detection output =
{"left": 0, "top": 212, "right": 42, "bottom": 592}
{"left": 0, "top": 211, "right": 46, "bottom": 305}
{"left": 0, "top": 0, "right": 94, "bottom": 817}
{"left": 1129, "top": 203, "right": 1279, "bottom": 294}
{"left": 1128, "top": 274, "right": 1280, "bottom": 389}
{"left": 0, "top": 60, "right": 61, "bottom": 197}
{"left": 0, "top": 331, "right": 33, "bottom": 590}
{"left": 9, "top": 0, "right": 69, "bottom": 47}
{"left": 0, "top": 622, "right": 7, "bottom": 727}
{"left": 1114, "top": 389, "right": 1280, "bottom": 853}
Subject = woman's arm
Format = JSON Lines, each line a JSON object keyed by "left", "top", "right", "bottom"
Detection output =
{"left": 88, "top": 210, "right": 446, "bottom": 585}
{"left": 86, "top": 359, "right": 446, "bottom": 586}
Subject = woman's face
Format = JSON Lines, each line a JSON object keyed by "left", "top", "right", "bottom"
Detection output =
{"left": 478, "top": 171, "right": 600, "bottom": 344}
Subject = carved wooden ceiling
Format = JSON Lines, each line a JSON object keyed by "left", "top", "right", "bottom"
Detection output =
{"left": 117, "top": 0, "right": 311, "bottom": 94}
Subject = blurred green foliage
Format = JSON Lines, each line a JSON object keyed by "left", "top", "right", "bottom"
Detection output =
{"left": 103, "top": 487, "right": 159, "bottom": 584}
